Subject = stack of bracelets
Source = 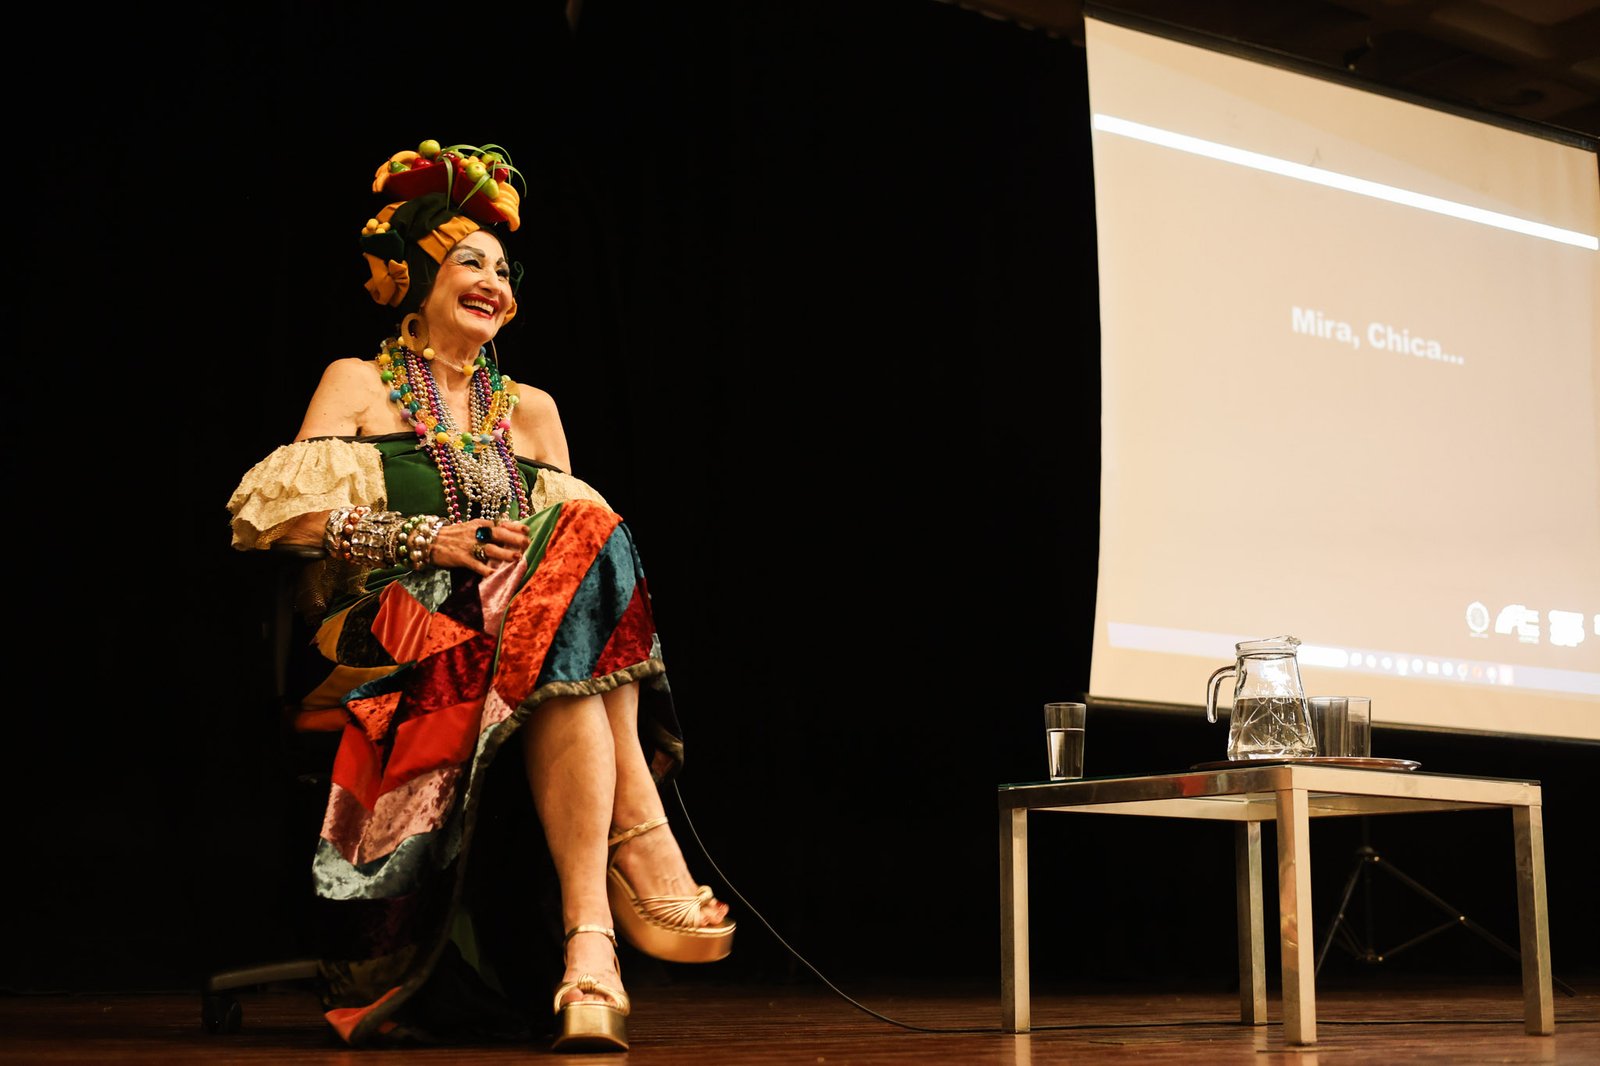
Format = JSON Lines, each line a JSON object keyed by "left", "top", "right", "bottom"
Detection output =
{"left": 324, "top": 506, "right": 446, "bottom": 571}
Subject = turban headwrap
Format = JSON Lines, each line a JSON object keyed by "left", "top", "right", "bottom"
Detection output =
{"left": 359, "top": 142, "right": 525, "bottom": 321}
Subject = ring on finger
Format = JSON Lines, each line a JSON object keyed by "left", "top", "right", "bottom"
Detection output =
{"left": 475, "top": 525, "right": 493, "bottom": 544}
{"left": 472, "top": 545, "right": 489, "bottom": 563}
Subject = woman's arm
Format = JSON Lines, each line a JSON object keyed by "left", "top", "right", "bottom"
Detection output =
{"left": 265, "top": 362, "right": 535, "bottom": 569}
{"left": 272, "top": 508, "right": 335, "bottom": 549}
{"left": 263, "top": 359, "right": 385, "bottom": 548}
{"left": 235, "top": 360, "right": 535, "bottom": 571}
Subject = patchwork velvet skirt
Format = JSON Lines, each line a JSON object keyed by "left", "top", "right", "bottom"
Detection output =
{"left": 306, "top": 498, "right": 682, "bottom": 1045}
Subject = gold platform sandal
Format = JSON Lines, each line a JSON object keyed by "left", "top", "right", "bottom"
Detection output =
{"left": 606, "top": 817, "right": 736, "bottom": 963}
{"left": 551, "top": 924, "right": 630, "bottom": 1052}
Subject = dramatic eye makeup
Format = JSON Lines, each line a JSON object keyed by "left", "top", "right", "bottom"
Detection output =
{"left": 450, "top": 244, "right": 509, "bottom": 279}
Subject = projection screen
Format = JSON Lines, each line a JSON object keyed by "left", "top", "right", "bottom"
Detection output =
{"left": 1083, "top": 14, "right": 1600, "bottom": 741}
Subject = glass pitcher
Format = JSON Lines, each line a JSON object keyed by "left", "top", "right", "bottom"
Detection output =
{"left": 1205, "top": 635, "right": 1316, "bottom": 760}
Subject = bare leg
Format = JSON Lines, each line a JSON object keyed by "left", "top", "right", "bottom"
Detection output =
{"left": 521, "top": 693, "right": 623, "bottom": 1004}
{"left": 602, "top": 683, "right": 729, "bottom": 925}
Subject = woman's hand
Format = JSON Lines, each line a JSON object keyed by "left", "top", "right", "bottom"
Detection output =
{"left": 429, "top": 519, "right": 532, "bottom": 576}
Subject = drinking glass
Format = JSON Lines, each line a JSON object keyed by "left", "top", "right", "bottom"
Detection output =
{"left": 1043, "top": 702, "right": 1086, "bottom": 780}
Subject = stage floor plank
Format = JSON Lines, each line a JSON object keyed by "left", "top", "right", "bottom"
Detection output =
{"left": 3, "top": 979, "right": 1597, "bottom": 1064}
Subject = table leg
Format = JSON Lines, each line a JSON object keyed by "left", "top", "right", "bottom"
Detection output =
{"left": 1512, "top": 804, "right": 1555, "bottom": 1036}
{"left": 1275, "top": 787, "right": 1316, "bottom": 1045}
{"left": 1000, "top": 805, "right": 1030, "bottom": 1032}
{"left": 1235, "top": 821, "right": 1266, "bottom": 1025}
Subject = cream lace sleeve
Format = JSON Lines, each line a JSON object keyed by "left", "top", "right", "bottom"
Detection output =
{"left": 527, "top": 467, "right": 612, "bottom": 512}
{"left": 226, "top": 438, "right": 388, "bottom": 550}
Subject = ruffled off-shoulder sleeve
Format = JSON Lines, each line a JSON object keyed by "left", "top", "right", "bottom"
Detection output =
{"left": 527, "top": 467, "right": 612, "bottom": 513}
{"left": 226, "top": 439, "right": 388, "bottom": 550}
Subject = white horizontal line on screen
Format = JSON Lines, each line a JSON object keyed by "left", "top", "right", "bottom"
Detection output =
{"left": 1107, "top": 622, "right": 1600, "bottom": 697}
{"left": 1091, "top": 114, "right": 1600, "bottom": 251}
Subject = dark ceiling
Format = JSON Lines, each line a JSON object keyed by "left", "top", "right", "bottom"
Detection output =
{"left": 945, "top": 0, "right": 1600, "bottom": 144}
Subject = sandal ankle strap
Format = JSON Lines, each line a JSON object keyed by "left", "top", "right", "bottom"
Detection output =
{"left": 564, "top": 924, "right": 618, "bottom": 947}
{"left": 607, "top": 816, "right": 670, "bottom": 850}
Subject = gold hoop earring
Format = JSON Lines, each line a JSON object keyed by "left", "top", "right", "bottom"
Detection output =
{"left": 398, "top": 313, "right": 437, "bottom": 360}
{"left": 487, "top": 340, "right": 501, "bottom": 370}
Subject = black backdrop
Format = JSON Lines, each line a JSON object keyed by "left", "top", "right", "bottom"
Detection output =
{"left": 14, "top": 0, "right": 1596, "bottom": 1001}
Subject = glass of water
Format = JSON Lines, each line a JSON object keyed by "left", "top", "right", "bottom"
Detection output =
{"left": 1309, "top": 696, "right": 1373, "bottom": 758}
{"left": 1043, "top": 702, "right": 1087, "bottom": 780}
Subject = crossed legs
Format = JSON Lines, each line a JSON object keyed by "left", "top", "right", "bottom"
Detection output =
{"left": 520, "top": 682, "right": 729, "bottom": 1006}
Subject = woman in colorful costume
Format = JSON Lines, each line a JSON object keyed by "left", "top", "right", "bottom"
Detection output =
{"left": 225, "top": 140, "right": 733, "bottom": 1051}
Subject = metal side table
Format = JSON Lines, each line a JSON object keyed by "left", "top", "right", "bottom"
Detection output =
{"left": 998, "top": 764, "right": 1553, "bottom": 1046}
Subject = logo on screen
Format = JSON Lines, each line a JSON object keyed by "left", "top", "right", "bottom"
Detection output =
{"left": 1493, "top": 604, "right": 1540, "bottom": 645}
{"left": 1548, "top": 610, "right": 1585, "bottom": 649}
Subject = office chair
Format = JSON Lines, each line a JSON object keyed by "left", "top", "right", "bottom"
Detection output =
{"left": 202, "top": 543, "right": 337, "bottom": 1034}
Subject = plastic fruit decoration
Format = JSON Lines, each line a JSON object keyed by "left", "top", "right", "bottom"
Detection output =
{"left": 373, "top": 140, "right": 523, "bottom": 227}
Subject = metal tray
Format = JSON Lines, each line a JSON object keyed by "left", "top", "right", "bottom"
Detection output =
{"left": 1190, "top": 756, "right": 1421, "bottom": 772}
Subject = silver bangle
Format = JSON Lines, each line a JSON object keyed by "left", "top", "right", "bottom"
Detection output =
{"left": 347, "top": 510, "right": 408, "bottom": 568}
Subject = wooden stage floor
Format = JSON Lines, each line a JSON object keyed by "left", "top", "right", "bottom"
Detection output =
{"left": 4, "top": 977, "right": 1597, "bottom": 1064}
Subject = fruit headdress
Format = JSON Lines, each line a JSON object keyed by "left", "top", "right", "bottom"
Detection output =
{"left": 359, "top": 139, "right": 525, "bottom": 316}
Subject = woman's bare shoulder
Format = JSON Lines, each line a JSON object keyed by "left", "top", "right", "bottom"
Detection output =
{"left": 502, "top": 376, "right": 570, "bottom": 469}
{"left": 296, "top": 356, "right": 389, "bottom": 441}
{"left": 503, "top": 375, "right": 559, "bottom": 413}
{"left": 320, "top": 355, "right": 381, "bottom": 384}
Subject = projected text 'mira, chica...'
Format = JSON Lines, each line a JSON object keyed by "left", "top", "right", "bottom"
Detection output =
{"left": 1292, "top": 306, "right": 1465, "bottom": 366}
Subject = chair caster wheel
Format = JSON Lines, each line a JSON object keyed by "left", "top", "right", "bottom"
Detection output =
{"left": 202, "top": 992, "right": 242, "bottom": 1034}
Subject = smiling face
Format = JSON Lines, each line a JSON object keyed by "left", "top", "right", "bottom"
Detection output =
{"left": 417, "top": 231, "right": 518, "bottom": 349}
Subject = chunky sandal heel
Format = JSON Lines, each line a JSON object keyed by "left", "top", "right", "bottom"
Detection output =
{"left": 606, "top": 817, "right": 736, "bottom": 964}
{"left": 551, "top": 924, "right": 630, "bottom": 1052}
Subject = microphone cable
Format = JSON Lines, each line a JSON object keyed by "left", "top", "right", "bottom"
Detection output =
{"left": 669, "top": 779, "right": 1011, "bottom": 1034}
{"left": 671, "top": 779, "right": 1250, "bottom": 1035}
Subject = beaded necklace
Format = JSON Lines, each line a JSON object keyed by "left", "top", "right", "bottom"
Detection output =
{"left": 377, "top": 339, "right": 531, "bottom": 523}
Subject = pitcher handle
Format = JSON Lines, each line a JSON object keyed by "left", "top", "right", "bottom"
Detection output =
{"left": 1205, "top": 665, "right": 1236, "bottom": 724}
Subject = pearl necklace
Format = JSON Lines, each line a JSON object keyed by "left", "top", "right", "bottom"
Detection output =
{"left": 376, "top": 339, "right": 530, "bottom": 523}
